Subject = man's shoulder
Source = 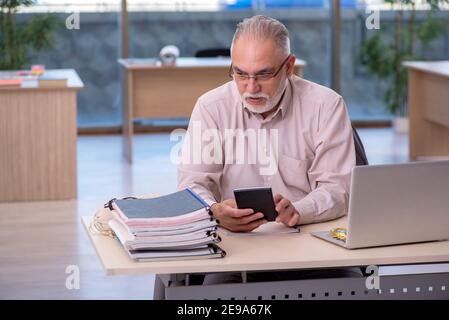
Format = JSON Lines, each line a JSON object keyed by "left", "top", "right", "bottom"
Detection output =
{"left": 197, "top": 81, "right": 239, "bottom": 107}
{"left": 291, "top": 75, "right": 342, "bottom": 105}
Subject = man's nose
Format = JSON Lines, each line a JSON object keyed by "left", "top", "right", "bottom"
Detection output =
{"left": 245, "top": 77, "right": 260, "bottom": 94}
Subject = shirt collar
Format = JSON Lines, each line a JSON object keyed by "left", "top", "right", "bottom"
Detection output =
{"left": 278, "top": 77, "right": 293, "bottom": 119}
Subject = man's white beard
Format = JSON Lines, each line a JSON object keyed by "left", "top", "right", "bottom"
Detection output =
{"left": 242, "top": 79, "right": 288, "bottom": 114}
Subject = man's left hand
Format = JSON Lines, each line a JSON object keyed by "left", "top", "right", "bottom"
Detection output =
{"left": 274, "top": 193, "right": 300, "bottom": 227}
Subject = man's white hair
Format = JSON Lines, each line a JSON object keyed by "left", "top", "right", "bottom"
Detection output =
{"left": 231, "top": 15, "right": 291, "bottom": 57}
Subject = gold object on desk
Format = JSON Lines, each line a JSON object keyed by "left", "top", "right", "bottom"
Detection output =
{"left": 329, "top": 228, "right": 347, "bottom": 242}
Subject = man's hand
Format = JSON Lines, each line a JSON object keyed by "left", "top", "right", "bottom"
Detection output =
{"left": 274, "top": 193, "right": 300, "bottom": 227}
{"left": 210, "top": 199, "right": 267, "bottom": 232}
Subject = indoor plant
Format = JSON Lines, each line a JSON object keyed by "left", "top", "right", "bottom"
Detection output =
{"left": 361, "top": 0, "right": 448, "bottom": 132}
{"left": 0, "top": 0, "right": 61, "bottom": 70}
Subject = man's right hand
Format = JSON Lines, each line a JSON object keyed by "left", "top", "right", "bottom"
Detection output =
{"left": 210, "top": 199, "right": 267, "bottom": 232}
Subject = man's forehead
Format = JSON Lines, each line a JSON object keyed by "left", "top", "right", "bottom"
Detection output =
{"left": 231, "top": 37, "right": 283, "bottom": 70}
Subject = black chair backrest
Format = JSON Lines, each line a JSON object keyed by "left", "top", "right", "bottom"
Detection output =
{"left": 195, "top": 48, "right": 230, "bottom": 58}
{"left": 352, "top": 126, "right": 369, "bottom": 166}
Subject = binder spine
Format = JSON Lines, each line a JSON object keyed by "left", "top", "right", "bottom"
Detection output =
{"left": 186, "top": 187, "right": 210, "bottom": 209}
{"left": 106, "top": 196, "right": 138, "bottom": 211}
{"left": 208, "top": 244, "right": 226, "bottom": 257}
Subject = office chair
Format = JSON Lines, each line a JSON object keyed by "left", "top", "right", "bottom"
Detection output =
{"left": 195, "top": 48, "right": 230, "bottom": 58}
{"left": 352, "top": 125, "right": 369, "bottom": 166}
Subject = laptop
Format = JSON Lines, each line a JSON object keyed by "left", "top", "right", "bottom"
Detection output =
{"left": 311, "top": 160, "right": 449, "bottom": 249}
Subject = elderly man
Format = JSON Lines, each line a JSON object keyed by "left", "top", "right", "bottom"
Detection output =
{"left": 174, "top": 16, "right": 361, "bottom": 284}
{"left": 175, "top": 15, "right": 360, "bottom": 286}
{"left": 178, "top": 15, "right": 355, "bottom": 232}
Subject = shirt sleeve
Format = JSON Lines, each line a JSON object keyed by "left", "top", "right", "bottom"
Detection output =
{"left": 177, "top": 99, "right": 223, "bottom": 207}
{"left": 292, "top": 96, "right": 356, "bottom": 225}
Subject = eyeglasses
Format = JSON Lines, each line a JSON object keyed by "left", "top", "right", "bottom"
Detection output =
{"left": 228, "top": 55, "right": 291, "bottom": 82}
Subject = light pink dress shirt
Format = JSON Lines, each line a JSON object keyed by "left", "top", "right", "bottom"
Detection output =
{"left": 178, "top": 75, "right": 356, "bottom": 225}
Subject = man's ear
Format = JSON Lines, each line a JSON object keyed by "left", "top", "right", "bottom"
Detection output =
{"left": 286, "top": 54, "right": 296, "bottom": 77}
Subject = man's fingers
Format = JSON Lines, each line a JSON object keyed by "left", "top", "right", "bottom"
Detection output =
{"left": 287, "top": 213, "right": 300, "bottom": 227}
{"left": 273, "top": 193, "right": 283, "bottom": 204}
{"left": 237, "top": 212, "right": 264, "bottom": 225}
{"left": 276, "top": 213, "right": 290, "bottom": 224}
{"left": 276, "top": 206, "right": 294, "bottom": 223}
{"left": 285, "top": 205, "right": 294, "bottom": 216}
{"left": 227, "top": 207, "right": 254, "bottom": 218}
{"left": 228, "top": 214, "right": 267, "bottom": 232}
{"left": 275, "top": 198, "right": 290, "bottom": 212}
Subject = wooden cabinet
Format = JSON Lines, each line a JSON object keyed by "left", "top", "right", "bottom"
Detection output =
{"left": 403, "top": 61, "right": 449, "bottom": 160}
{"left": 0, "top": 69, "right": 83, "bottom": 201}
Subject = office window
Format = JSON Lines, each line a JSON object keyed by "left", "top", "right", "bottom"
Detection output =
{"left": 29, "top": 0, "right": 369, "bottom": 12}
{"left": 19, "top": 1, "right": 449, "bottom": 127}
{"left": 30, "top": 1, "right": 222, "bottom": 12}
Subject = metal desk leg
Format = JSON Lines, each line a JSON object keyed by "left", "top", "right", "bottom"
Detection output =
{"left": 122, "top": 69, "right": 133, "bottom": 163}
{"left": 154, "top": 274, "right": 187, "bottom": 300}
{"left": 153, "top": 274, "right": 166, "bottom": 300}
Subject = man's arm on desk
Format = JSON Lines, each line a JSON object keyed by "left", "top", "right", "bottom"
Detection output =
{"left": 292, "top": 96, "right": 356, "bottom": 225}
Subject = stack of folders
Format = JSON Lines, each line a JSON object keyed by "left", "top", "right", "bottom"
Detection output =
{"left": 108, "top": 188, "right": 226, "bottom": 262}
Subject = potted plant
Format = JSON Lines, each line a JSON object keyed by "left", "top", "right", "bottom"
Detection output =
{"left": 0, "top": 0, "right": 61, "bottom": 70}
{"left": 361, "top": 0, "right": 448, "bottom": 133}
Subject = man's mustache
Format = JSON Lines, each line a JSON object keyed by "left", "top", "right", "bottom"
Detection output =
{"left": 243, "top": 92, "right": 269, "bottom": 99}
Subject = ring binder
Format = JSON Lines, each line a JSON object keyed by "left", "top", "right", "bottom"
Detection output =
{"left": 104, "top": 189, "right": 225, "bottom": 262}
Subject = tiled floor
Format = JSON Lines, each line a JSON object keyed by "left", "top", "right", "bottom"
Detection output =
{"left": 0, "top": 128, "right": 409, "bottom": 299}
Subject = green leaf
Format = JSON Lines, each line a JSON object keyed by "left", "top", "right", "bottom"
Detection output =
{"left": 21, "top": 13, "right": 62, "bottom": 51}
{"left": 0, "top": 1, "right": 36, "bottom": 10}
{"left": 417, "top": 17, "right": 448, "bottom": 45}
{"left": 0, "top": 1, "right": 61, "bottom": 70}
{"left": 360, "top": 2, "right": 447, "bottom": 115}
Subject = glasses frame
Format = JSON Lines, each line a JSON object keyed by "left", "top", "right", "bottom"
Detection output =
{"left": 228, "top": 55, "right": 291, "bottom": 82}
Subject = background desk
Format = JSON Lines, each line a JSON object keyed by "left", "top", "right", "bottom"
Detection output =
{"left": 82, "top": 216, "right": 449, "bottom": 300}
{"left": 118, "top": 57, "right": 306, "bottom": 163}
{"left": 403, "top": 61, "right": 449, "bottom": 160}
{"left": 0, "top": 69, "right": 83, "bottom": 202}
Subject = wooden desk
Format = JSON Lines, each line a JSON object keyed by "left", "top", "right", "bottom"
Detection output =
{"left": 82, "top": 216, "right": 449, "bottom": 276}
{"left": 0, "top": 69, "right": 83, "bottom": 201}
{"left": 82, "top": 216, "right": 449, "bottom": 299}
{"left": 118, "top": 57, "right": 306, "bottom": 163}
{"left": 403, "top": 61, "right": 449, "bottom": 160}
